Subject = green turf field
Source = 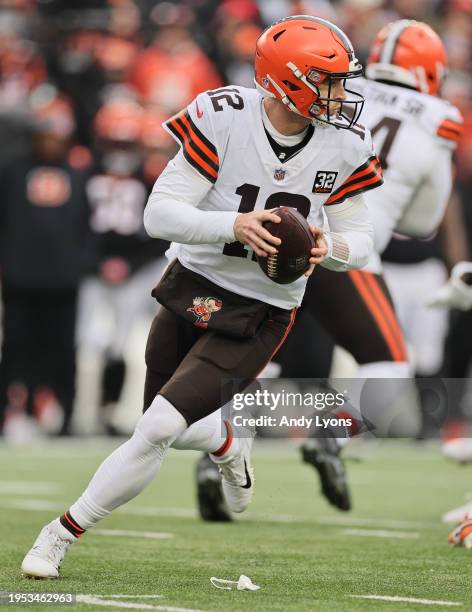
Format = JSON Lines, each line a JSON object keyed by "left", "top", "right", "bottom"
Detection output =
{"left": 1, "top": 439, "right": 471, "bottom": 611}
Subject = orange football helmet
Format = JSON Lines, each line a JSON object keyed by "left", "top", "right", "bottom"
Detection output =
{"left": 367, "top": 20, "right": 447, "bottom": 96}
{"left": 254, "top": 15, "right": 364, "bottom": 129}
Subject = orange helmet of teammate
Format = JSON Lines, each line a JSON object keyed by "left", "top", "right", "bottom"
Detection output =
{"left": 254, "top": 15, "right": 364, "bottom": 129}
{"left": 367, "top": 20, "right": 448, "bottom": 96}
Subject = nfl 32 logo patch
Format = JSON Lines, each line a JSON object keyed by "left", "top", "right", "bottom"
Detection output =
{"left": 313, "top": 170, "right": 338, "bottom": 194}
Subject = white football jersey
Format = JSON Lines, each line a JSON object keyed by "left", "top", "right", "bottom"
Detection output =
{"left": 351, "top": 77, "right": 462, "bottom": 272}
{"left": 163, "top": 86, "right": 382, "bottom": 309}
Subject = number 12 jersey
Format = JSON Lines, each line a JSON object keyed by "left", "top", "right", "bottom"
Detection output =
{"left": 161, "top": 86, "right": 383, "bottom": 309}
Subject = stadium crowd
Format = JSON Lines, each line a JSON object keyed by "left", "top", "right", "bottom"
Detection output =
{"left": 0, "top": 0, "right": 471, "bottom": 439}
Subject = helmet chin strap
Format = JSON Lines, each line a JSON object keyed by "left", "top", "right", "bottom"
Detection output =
{"left": 255, "top": 75, "right": 329, "bottom": 128}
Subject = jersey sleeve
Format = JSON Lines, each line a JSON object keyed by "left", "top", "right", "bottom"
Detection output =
{"left": 436, "top": 113, "right": 463, "bottom": 147}
{"left": 162, "top": 93, "right": 220, "bottom": 184}
{"left": 324, "top": 154, "right": 384, "bottom": 206}
{"left": 422, "top": 98, "right": 463, "bottom": 150}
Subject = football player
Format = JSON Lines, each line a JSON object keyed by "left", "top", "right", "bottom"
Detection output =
{"left": 21, "top": 16, "right": 382, "bottom": 578}
{"left": 298, "top": 19, "right": 462, "bottom": 510}
{"left": 196, "top": 20, "right": 463, "bottom": 519}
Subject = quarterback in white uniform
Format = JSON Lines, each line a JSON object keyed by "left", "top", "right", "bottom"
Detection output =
{"left": 20, "top": 16, "right": 382, "bottom": 579}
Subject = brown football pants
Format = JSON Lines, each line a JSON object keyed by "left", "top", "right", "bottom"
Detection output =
{"left": 143, "top": 305, "right": 296, "bottom": 424}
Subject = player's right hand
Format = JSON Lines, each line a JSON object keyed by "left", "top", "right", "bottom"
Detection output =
{"left": 234, "top": 210, "right": 281, "bottom": 257}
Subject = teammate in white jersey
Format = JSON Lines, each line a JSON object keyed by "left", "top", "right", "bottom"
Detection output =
{"left": 195, "top": 20, "right": 464, "bottom": 520}
{"left": 294, "top": 19, "right": 463, "bottom": 511}
{"left": 21, "top": 15, "right": 381, "bottom": 579}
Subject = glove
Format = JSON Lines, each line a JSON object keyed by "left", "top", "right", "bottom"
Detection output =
{"left": 428, "top": 261, "right": 472, "bottom": 311}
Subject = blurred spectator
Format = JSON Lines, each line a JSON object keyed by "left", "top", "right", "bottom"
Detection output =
{"left": 129, "top": 2, "right": 222, "bottom": 112}
{"left": 212, "top": 0, "right": 262, "bottom": 86}
{"left": 77, "top": 96, "right": 168, "bottom": 435}
{"left": 0, "top": 86, "right": 93, "bottom": 437}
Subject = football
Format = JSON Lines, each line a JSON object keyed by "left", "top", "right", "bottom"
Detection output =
{"left": 257, "top": 207, "right": 315, "bottom": 284}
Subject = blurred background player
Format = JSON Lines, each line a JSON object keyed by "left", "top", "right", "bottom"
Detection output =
{"left": 0, "top": 86, "right": 93, "bottom": 438}
{"left": 77, "top": 96, "right": 169, "bottom": 435}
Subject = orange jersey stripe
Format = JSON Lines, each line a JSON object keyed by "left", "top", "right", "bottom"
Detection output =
{"left": 437, "top": 128, "right": 461, "bottom": 142}
{"left": 438, "top": 119, "right": 462, "bottom": 133}
{"left": 169, "top": 118, "right": 218, "bottom": 179}
{"left": 179, "top": 113, "right": 219, "bottom": 166}
{"left": 362, "top": 272, "right": 408, "bottom": 362}
{"left": 327, "top": 167, "right": 383, "bottom": 205}
{"left": 348, "top": 271, "right": 404, "bottom": 362}
{"left": 345, "top": 157, "right": 378, "bottom": 185}
{"left": 437, "top": 119, "right": 463, "bottom": 142}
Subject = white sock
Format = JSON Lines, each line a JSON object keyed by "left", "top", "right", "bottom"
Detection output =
{"left": 68, "top": 395, "right": 187, "bottom": 529}
{"left": 171, "top": 409, "right": 239, "bottom": 458}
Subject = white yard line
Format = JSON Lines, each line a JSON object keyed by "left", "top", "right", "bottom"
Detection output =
{"left": 340, "top": 528, "right": 420, "bottom": 539}
{"left": 119, "top": 506, "right": 196, "bottom": 519}
{"left": 351, "top": 595, "right": 461, "bottom": 606}
{"left": 77, "top": 595, "right": 207, "bottom": 612}
{"left": 0, "top": 498, "right": 63, "bottom": 511}
{"left": 0, "top": 480, "right": 61, "bottom": 494}
{"left": 0, "top": 498, "right": 433, "bottom": 530}
{"left": 314, "top": 515, "right": 430, "bottom": 529}
{"left": 93, "top": 529, "right": 174, "bottom": 540}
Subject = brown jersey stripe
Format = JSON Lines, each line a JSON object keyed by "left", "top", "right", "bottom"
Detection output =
{"left": 334, "top": 160, "right": 382, "bottom": 193}
{"left": 182, "top": 112, "right": 219, "bottom": 165}
{"left": 325, "top": 165, "right": 383, "bottom": 205}
{"left": 167, "top": 118, "right": 218, "bottom": 183}
{"left": 324, "top": 157, "right": 381, "bottom": 205}
{"left": 167, "top": 117, "right": 219, "bottom": 174}
{"left": 175, "top": 115, "right": 219, "bottom": 172}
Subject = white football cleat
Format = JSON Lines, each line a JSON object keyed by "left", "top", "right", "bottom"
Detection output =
{"left": 21, "top": 519, "right": 77, "bottom": 578}
{"left": 442, "top": 500, "right": 472, "bottom": 525}
{"left": 212, "top": 434, "right": 254, "bottom": 513}
{"left": 448, "top": 518, "right": 472, "bottom": 548}
{"left": 442, "top": 438, "right": 472, "bottom": 464}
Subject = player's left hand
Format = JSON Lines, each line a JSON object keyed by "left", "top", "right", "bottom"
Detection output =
{"left": 428, "top": 262, "right": 472, "bottom": 311}
{"left": 305, "top": 226, "right": 328, "bottom": 277}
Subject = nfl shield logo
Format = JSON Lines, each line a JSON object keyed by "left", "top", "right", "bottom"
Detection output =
{"left": 274, "top": 168, "right": 286, "bottom": 181}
